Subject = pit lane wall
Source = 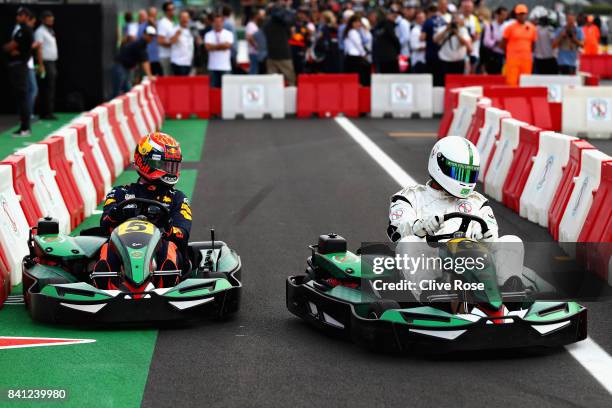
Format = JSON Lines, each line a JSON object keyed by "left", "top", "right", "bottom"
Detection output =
{"left": 0, "top": 79, "right": 163, "bottom": 309}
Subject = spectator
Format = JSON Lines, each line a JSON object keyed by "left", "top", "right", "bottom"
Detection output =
{"left": 372, "top": 9, "right": 400, "bottom": 73}
{"left": 338, "top": 9, "right": 354, "bottom": 59}
{"left": 222, "top": 5, "right": 238, "bottom": 73}
{"left": 553, "top": 14, "right": 583, "bottom": 75}
{"left": 391, "top": 3, "right": 411, "bottom": 59}
{"left": 289, "top": 8, "right": 314, "bottom": 76}
{"left": 3, "top": 7, "right": 34, "bottom": 137}
{"left": 460, "top": 0, "right": 481, "bottom": 73}
{"left": 435, "top": 13, "right": 472, "bottom": 80}
{"left": 343, "top": 14, "right": 370, "bottom": 86}
{"left": 533, "top": 13, "right": 558, "bottom": 74}
{"left": 204, "top": 14, "right": 234, "bottom": 88}
{"left": 112, "top": 25, "right": 156, "bottom": 97}
{"left": 143, "top": 7, "right": 162, "bottom": 76}
{"left": 582, "top": 15, "right": 600, "bottom": 55}
{"left": 312, "top": 10, "right": 341, "bottom": 73}
{"left": 421, "top": 4, "right": 447, "bottom": 86}
{"left": 158, "top": 1, "right": 177, "bottom": 76}
{"left": 482, "top": 6, "right": 508, "bottom": 74}
{"left": 246, "top": 9, "right": 267, "bottom": 74}
{"left": 122, "top": 12, "right": 139, "bottom": 44}
{"left": 35, "top": 10, "right": 58, "bottom": 120}
{"left": 501, "top": 4, "right": 537, "bottom": 86}
{"left": 263, "top": 0, "right": 296, "bottom": 85}
{"left": 438, "top": 0, "right": 452, "bottom": 23}
{"left": 26, "top": 14, "right": 39, "bottom": 122}
{"left": 169, "top": 11, "right": 195, "bottom": 76}
{"left": 409, "top": 10, "right": 426, "bottom": 73}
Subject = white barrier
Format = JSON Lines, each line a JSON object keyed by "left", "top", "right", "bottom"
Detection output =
{"left": 562, "top": 86, "right": 612, "bottom": 139}
{"left": 16, "top": 144, "right": 70, "bottom": 234}
{"left": 108, "top": 99, "right": 137, "bottom": 152}
{"left": 51, "top": 128, "right": 97, "bottom": 217}
{"left": 433, "top": 86, "right": 445, "bottom": 115}
{"left": 519, "top": 132, "right": 577, "bottom": 226}
{"left": 519, "top": 74, "right": 582, "bottom": 102}
{"left": 70, "top": 116, "right": 112, "bottom": 194}
{"left": 141, "top": 79, "right": 163, "bottom": 128}
{"left": 447, "top": 86, "right": 483, "bottom": 138}
{"left": 484, "top": 118, "right": 526, "bottom": 201}
{"left": 222, "top": 74, "right": 285, "bottom": 119}
{"left": 0, "top": 165, "right": 30, "bottom": 284}
{"left": 284, "top": 86, "right": 297, "bottom": 115}
{"left": 133, "top": 85, "right": 157, "bottom": 133}
{"left": 127, "top": 91, "right": 150, "bottom": 136}
{"left": 87, "top": 107, "right": 124, "bottom": 178}
{"left": 476, "top": 107, "right": 512, "bottom": 182}
{"left": 559, "top": 149, "right": 611, "bottom": 242}
{"left": 370, "top": 74, "right": 433, "bottom": 118}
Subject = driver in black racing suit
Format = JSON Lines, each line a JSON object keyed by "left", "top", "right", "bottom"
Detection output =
{"left": 94, "top": 132, "right": 192, "bottom": 278}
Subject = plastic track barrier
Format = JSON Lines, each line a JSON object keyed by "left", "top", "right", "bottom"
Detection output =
{"left": 155, "top": 76, "right": 211, "bottom": 119}
{"left": 519, "top": 132, "right": 577, "bottom": 227}
{"left": 548, "top": 140, "right": 596, "bottom": 240}
{"left": 38, "top": 137, "right": 85, "bottom": 229}
{"left": 284, "top": 86, "right": 297, "bottom": 115}
{"left": 0, "top": 155, "right": 42, "bottom": 226}
{"left": 579, "top": 161, "right": 612, "bottom": 243}
{"left": 483, "top": 86, "right": 556, "bottom": 131}
{"left": 465, "top": 98, "right": 492, "bottom": 145}
{"left": 16, "top": 144, "right": 71, "bottom": 234}
{"left": 447, "top": 87, "right": 483, "bottom": 138}
{"left": 222, "top": 74, "right": 285, "bottom": 119}
{"left": 519, "top": 74, "right": 582, "bottom": 102}
{"left": 133, "top": 84, "right": 156, "bottom": 132}
{"left": 476, "top": 107, "right": 512, "bottom": 183}
{"left": 0, "top": 247, "right": 8, "bottom": 308}
{"left": 143, "top": 78, "right": 165, "bottom": 122}
{"left": 484, "top": 118, "right": 526, "bottom": 201}
{"left": 51, "top": 128, "right": 97, "bottom": 217}
{"left": 562, "top": 86, "right": 612, "bottom": 139}
{"left": 71, "top": 117, "right": 114, "bottom": 185}
{"left": 438, "top": 74, "right": 506, "bottom": 137}
{"left": 370, "top": 74, "right": 433, "bottom": 118}
{"left": 559, "top": 149, "right": 611, "bottom": 242}
{"left": 139, "top": 80, "right": 162, "bottom": 129}
{"left": 93, "top": 105, "right": 130, "bottom": 168}
{"left": 501, "top": 124, "right": 541, "bottom": 212}
{"left": 359, "top": 86, "right": 370, "bottom": 115}
{"left": 105, "top": 100, "right": 137, "bottom": 154}
{"left": 126, "top": 91, "right": 151, "bottom": 136}
{"left": 297, "top": 74, "right": 359, "bottom": 118}
{"left": 0, "top": 165, "right": 31, "bottom": 285}
{"left": 70, "top": 123, "right": 111, "bottom": 202}
{"left": 579, "top": 54, "right": 612, "bottom": 79}
{"left": 433, "top": 87, "right": 445, "bottom": 115}
{"left": 86, "top": 107, "right": 125, "bottom": 177}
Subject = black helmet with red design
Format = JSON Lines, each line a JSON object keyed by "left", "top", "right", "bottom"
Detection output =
{"left": 134, "top": 132, "right": 182, "bottom": 186}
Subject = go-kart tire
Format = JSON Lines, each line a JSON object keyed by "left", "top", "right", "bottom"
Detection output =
{"left": 367, "top": 300, "right": 400, "bottom": 319}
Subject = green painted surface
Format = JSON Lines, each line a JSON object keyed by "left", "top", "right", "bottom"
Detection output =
{"left": 0, "top": 113, "right": 78, "bottom": 160}
{"left": 159, "top": 119, "right": 207, "bottom": 162}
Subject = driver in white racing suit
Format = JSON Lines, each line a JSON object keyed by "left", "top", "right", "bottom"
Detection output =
{"left": 387, "top": 136, "right": 525, "bottom": 299}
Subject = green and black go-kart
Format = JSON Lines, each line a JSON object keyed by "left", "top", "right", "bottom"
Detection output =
{"left": 286, "top": 213, "right": 587, "bottom": 353}
{"left": 22, "top": 198, "right": 242, "bottom": 325}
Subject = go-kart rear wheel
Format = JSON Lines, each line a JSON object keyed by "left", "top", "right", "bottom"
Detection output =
{"left": 367, "top": 300, "right": 400, "bottom": 319}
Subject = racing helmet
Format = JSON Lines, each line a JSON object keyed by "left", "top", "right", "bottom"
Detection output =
{"left": 428, "top": 136, "right": 480, "bottom": 199}
{"left": 134, "top": 132, "right": 182, "bottom": 186}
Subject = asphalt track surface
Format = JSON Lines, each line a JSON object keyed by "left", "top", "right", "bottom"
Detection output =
{"left": 143, "top": 118, "right": 612, "bottom": 408}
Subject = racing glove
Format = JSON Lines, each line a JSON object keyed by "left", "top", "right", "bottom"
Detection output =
{"left": 470, "top": 229, "right": 495, "bottom": 242}
{"left": 412, "top": 215, "right": 443, "bottom": 238}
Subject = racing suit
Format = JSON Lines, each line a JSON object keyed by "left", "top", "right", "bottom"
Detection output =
{"left": 95, "top": 179, "right": 193, "bottom": 275}
{"left": 387, "top": 182, "right": 524, "bottom": 298}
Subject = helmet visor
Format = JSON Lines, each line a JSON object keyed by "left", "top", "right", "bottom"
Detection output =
{"left": 437, "top": 155, "right": 479, "bottom": 184}
{"left": 149, "top": 159, "right": 181, "bottom": 176}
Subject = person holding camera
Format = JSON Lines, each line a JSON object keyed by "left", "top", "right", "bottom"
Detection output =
{"left": 434, "top": 14, "right": 472, "bottom": 83}
{"left": 553, "top": 13, "right": 583, "bottom": 75}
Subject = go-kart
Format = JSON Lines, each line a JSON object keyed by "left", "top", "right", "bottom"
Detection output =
{"left": 286, "top": 213, "right": 587, "bottom": 353}
{"left": 22, "top": 198, "right": 242, "bottom": 325}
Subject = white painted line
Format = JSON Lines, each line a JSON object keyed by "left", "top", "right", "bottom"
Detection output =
{"left": 335, "top": 117, "right": 612, "bottom": 396}
{"left": 334, "top": 117, "right": 417, "bottom": 187}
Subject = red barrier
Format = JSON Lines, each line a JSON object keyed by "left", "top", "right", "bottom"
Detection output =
{"left": 149, "top": 79, "right": 165, "bottom": 120}
{"left": 38, "top": 137, "right": 85, "bottom": 229}
{"left": 297, "top": 74, "right": 359, "bottom": 118}
{"left": 102, "top": 102, "right": 131, "bottom": 167}
{"left": 465, "top": 101, "right": 489, "bottom": 145}
{"left": 359, "top": 86, "right": 370, "bottom": 115}
{"left": 0, "top": 247, "right": 9, "bottom": 309}
{"left": 210, "top": 87, "right": 221, "bottom": 117}
{"left": 438, "top": 74, "right": 506, "bottom": 136}
{"left": 0, "top": 155, "right": 42, "bottom": 227}
{"left": 548, "top": 140, "right": 596, "bottom": 240}
{"left": 483, "top": 86, "right": 557, "bottom": 131}
{"left": 549, "top": 102, "right": 562, "bottom": 132}
{"left": 71, "top": 123, "right": 106, "bottom": 203}
{"left": 143, "top": 82, "right": 162, "bottom": 128}
{"left": 134, "top": 87, "right": 154, "bottom": 132}
{"left": 579, "top": 162, "right": 612, "bottom": 243}
{"left": 118, "top": 95, "right": 144, "bottom": 143}
{"left": 83, "top": 112, "right": 117, "bottom": 180}
{"left": 155, "top": 76, "right": 211, "bottom": 118}
{"left": 579, "top": 55, "right": 612, "bottom": 79}
{"left": 502, "top": 124, "right": 541, "bottom": 212}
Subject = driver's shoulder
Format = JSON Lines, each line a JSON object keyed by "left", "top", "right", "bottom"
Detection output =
{"left": 466, "top": 190, "right": 490, "bottom": 207}
{"left": 392, "top": 184, "right": 427, "bottom": 202}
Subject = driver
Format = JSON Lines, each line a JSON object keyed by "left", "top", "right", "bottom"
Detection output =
{"left": 95, "top": 132, "right": 192, "bottom": 275}
{"left": 387, "top": 136, "right": 524, "bottom": 296}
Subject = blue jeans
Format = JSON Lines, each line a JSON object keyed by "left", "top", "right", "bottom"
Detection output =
{"left": 209, "top": 70, "right": 229, "bottom": 88}
{"left": 112, "top": 64, "right": 131, "bottom": 97}
{"left": 27, "top": 68, "right": 38, "bottom": 117}
{"left": 248, "top": 54, "right": 260, "bottom": 75}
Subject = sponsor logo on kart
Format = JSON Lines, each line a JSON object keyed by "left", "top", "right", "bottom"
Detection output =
{"left": 40, "top": 236, "right": 65, "bottom": 243}
{"left": 333, "top": 254, "right": 358, "bottom": 264}
{"left": 0, "top": 337, "right": 96, "bottom": 350}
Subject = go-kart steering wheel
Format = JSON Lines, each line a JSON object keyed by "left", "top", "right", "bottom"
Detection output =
{"left": 426, "top": 212, "right": 489, "bottom": 243}
{"left": 114, "top": 198, "right": 171, "bottom": 232}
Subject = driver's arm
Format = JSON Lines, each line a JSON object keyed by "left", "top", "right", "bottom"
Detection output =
{"left": 472, "top": 202, "right": 499, "bottom": 241}
{"left": 387, "top": 196, "right": 419, "bottom": 242}
{"left": 166, "top": 192, "right": 192, "bottom": 247}
{"left": 100, "top": 187, "right": 127, "bottom": 232}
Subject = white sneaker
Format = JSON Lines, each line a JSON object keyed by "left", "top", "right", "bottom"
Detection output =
{"left": 12, "top": 129, "right": 31, "bottom": 138}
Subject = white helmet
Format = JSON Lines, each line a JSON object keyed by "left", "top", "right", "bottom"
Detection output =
{"left": 428, "top": 136, "right": 480, "bottom": 199}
